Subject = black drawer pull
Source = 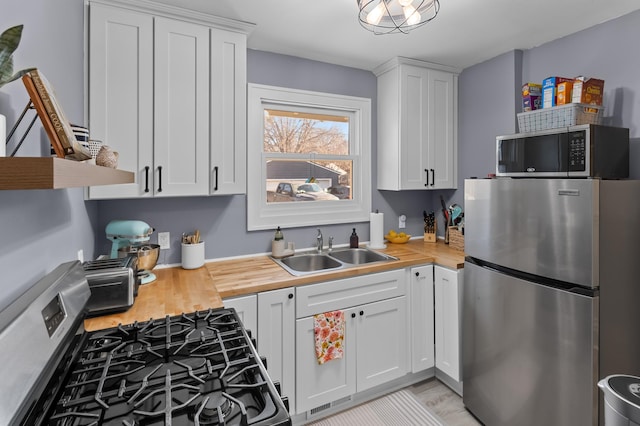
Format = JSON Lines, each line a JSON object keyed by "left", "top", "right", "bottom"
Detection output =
{"left": 288, "top": 293, "right": 293, "bottom": 299}
{"left": 144, "top": 166, "right": 150, "bottom": 193}
{"left": 359, "top": 310, "right": 364, "bottom": 316}
{"left": 351, "top": 313, "right": 356, "bottom": 318}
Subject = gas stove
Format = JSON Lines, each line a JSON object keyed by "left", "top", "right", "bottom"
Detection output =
{"left": 0, "top": 261, "right": 290, "bottom": 426}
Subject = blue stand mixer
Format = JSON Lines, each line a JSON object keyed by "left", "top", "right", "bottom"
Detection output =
{"left": 106, "top": 220, "right": 159, "bottom": 284}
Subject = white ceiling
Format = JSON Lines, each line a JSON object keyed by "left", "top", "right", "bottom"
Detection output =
{"left": 149, "top": 0, "right": 640, "bottom": 71}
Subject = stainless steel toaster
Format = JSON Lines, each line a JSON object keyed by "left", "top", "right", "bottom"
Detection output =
{"left": 82, "top": 256, "right": 139, "bottom": 317}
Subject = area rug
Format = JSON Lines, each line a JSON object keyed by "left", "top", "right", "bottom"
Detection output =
{"left": 308, "top": 389, "right": 445, "bottom": 425}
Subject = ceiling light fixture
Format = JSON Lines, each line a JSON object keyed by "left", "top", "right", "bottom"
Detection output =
{"left": 357, "top": 0, "right": 440, "bottom": 35}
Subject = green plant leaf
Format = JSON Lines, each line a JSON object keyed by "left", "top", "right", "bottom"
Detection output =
{"left": 0, "top": 25, "right": 34, "bottom": 88}
{"left": 0, "top": 25, "right": 24, "bottom": 70}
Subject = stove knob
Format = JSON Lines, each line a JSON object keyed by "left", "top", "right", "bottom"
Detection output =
{"left": 273, "top": 381, "right": 282, "bottom": 394}
{"left": 261, "top": 355, "right": 268, "bottom": 369}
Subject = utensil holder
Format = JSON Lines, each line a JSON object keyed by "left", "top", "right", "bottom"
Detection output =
{"left": 448, "top": 227, "right": 464, "bottom": 252}
{"left": 182, "top": 241, "right": 205, "bottom": 269}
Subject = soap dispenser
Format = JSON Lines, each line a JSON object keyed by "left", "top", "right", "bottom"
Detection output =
{"left": 272, "top": 226, "right": 285, "bottom": 257}
{"left": 350, "top": 228, "right": 359, "bottom": 248}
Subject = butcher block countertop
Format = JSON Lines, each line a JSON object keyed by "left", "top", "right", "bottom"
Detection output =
{"left": 85, "top": 239, "right": 464, "bottom": 331}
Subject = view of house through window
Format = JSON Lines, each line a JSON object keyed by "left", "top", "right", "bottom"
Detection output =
{"left": 264, "top": 109, "right": 353, "bottom": 203}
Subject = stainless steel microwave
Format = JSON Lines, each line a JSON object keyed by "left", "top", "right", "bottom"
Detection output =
{"left": 496, "top": 124, "right": 629, "bottom": 178}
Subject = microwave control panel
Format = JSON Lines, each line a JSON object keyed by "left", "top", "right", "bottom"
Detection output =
{"left": 568, "top": 131, "right": 586, "bottom": 171}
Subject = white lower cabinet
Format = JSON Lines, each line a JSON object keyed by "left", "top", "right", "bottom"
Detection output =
{"left": 294, "top": 270, "right": 409, "bottom": 414}
{"left": 410, "top": 265, "right": 435, "bottom": 372}
{"left": 257, "top": 288, "right": 296, "bottom": 414}
{"left": 222, "top": 294, "right": 257, "bottom": 338}
{"left": 434, "top": 265, "right": 463, "bottom": 383}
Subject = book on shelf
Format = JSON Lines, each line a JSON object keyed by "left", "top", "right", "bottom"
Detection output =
{"left": 22, "top": 70, "right": 91, "bottom": 160}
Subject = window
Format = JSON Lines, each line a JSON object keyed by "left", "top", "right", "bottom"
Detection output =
{"left": 247, "top": 84, "right": 371, "bottom": 230}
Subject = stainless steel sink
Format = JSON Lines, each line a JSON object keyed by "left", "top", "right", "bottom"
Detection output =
{"left": 272, "top": 248, "right": 396, "bottom": 276}
{"left": 328, "top": 248, "right": 394, "bottom": 265}
{"left": 277, "top": 253, "right": 342, "bottom": 275}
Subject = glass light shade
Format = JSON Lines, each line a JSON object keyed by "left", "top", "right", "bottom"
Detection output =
{"left": 366, "top": 2, "right": 386, "bottom": 25}
{"left": 356, "top": 0, "right": 440, "bottom": 35}
{"left": 403, "top": 5, "right": 421, "bottom": 26}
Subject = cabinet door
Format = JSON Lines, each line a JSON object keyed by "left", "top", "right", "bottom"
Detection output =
{"left": 87, "top": 4, "right": 153, "bottom": 199}
{"left": 410, "top": 265, "right": 435, "bottom": 372}
{"left": 258, "top": 288, "right": 296, "bottom": 413}
{"left": 154, "top": 17, "right": 210, "bottom": 197}
{"left": 209, "top": 28, "right": 246, "bottom": 195}
{"left": 356, "top": 296, "right": 409, "bottom": 391}
{"left": 399, "top": 64, "right": 430, "bottom": 190}
{"left": 295, "top": 308, "right": 357, "bottom": 414}
{"left": 428, "top": 70, "right": 456, "bottom": 189}
{"left": 223, "top": 294, "right": 257, "bottom": 340}
{"left": 434, "top": 265, "right": 462, "bottom": 381}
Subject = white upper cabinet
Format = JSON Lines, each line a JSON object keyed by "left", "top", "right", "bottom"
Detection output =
{"left": 87, "top": 3, "right": 154, "bottom": 199}
{"left": 375, "top": 57, "right": 459, "bottom": 190}
{"left": 86, "top": 0, "right": 250, "bottom": 199}
{"left": 209, "top": 28, "right": 247, "bottom": 195}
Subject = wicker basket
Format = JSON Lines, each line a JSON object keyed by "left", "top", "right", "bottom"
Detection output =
{"left": 517, "top": 103, "right": 602, "bottom": 133}
{"left": 448, "top": 227, "right": 464, "bottom": 252}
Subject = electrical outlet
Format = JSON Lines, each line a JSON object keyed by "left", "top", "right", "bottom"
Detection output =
{"left": 77, "top": 249, "right": 84, "bottom": 262}
{"left": 399, "top": 214, "right": 407, "bottom": 229}
{"left": 158, "top": 232, "right": 170, "bottom": 250}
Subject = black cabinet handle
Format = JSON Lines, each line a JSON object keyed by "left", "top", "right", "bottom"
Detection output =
{"left": 157, "top": 166, "right": 163, "bottom": 192}
{"left": 359, "top": 310, "right": 364, "bottom": 316}
{"left": 424, "top": 168, "right": 429, "bottom": 187}
{"left": 415, "top": 272, "right": 420, "bottom": 277}
{"left": 351, "top": 313, "right": 356, "bottom": 318}
{"left": 144, "top": 166, "right": 150, "bottom": 193}
{"left": 288, "top": 293, "right": 293, "bottom": 299}
{"left": 430, "top": 169, "right": 435, "bottom": 186}
{"left": 213, "top": 166, "right": 219, "bottom": 191}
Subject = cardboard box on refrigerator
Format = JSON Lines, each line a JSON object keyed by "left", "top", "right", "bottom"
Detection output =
{"left": 572, "top": 77, "right": 604, "bottom": 105}
{"left": 542, "top": 76, "right": 573, "bottom": 108}
{"left": 556, "top": 81, "right": 574, "bottom": 105}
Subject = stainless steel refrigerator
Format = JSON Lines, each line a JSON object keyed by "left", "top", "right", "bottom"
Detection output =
{"left": 463, "top": 178, "right": 640, "bottom": 426}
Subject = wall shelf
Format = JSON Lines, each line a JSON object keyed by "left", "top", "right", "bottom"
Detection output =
{"left": 0, "top": 157, "right": 134, "bottom": 190}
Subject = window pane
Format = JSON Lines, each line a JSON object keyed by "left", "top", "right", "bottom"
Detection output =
{"left": 264, "top": 109, "right": 349, "bottom": 154}
{"left": 266, "top": 159, "right": 353, "bottom": 203}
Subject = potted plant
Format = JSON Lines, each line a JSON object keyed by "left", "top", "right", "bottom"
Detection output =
{"left": 0, "top": 24, "right": 35, "bottom": 156}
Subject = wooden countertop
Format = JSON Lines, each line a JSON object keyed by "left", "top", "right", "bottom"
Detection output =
{"left": 84, "top": 240, "right": 464, "bottom": 331}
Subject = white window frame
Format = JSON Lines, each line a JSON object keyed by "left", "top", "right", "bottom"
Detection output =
{"left": 247, "top": 83, "right": 372, "bottom": 231}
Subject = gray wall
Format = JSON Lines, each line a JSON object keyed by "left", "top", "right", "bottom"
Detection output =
{"left": 0, "top": 0, "right": 98, "bottom": 312}
{"left": 2, "top": 1, "right": 640, "bottom": 311}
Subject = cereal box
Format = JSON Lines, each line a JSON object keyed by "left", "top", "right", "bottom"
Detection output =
{"left": 522, "top": 83, "right": 542, "bottom": 97}
{"left": 522, "top": 95, "right": 541, "bottom": 111}
{"left": 556, "top": 81, "right": 574, "bottom": 105}
{"left": 572, "top": 77, "right": 604, "bottom": 105}
{"left": 542, "top": 76, "right": 573, "bottom": 108}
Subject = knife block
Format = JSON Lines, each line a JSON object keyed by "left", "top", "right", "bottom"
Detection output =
{"left": 424, "top": 221, "right": 437, "bottom": 243}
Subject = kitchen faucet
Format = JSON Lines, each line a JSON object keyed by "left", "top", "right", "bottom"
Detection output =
{"left": 316, "top": 228, "right": 323, "bottom": 253}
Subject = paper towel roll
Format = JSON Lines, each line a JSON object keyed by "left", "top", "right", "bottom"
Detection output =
{"left": 369, "top": 212, "right": 386, "bottom": 249}
{"left": 0, "top": 114, "right": 5, "bottom": 157}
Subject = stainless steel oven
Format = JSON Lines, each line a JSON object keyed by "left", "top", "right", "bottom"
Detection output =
{"left": 0, "top": 261, "right": 291, "bottom": 425}
{"left": 496, "top": 124, "right": 629, "bottom": 178}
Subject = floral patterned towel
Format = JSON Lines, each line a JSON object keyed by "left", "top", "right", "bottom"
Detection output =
{"left": 314, "top": 310, "right": 345, "bottom": 364}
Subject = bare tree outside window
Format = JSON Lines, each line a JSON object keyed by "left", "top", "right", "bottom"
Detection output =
{"left": 264, "top": 109, "right": 353, "bottom": 203}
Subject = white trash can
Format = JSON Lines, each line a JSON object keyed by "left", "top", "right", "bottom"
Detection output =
{"left": 598, "top": 375, "right": 640, "bottom": 426}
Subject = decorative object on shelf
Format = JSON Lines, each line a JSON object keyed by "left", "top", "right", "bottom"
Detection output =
{"left": 96, "top": 145, "right": 119, "bottom": 168}
{"left": 0, "top": 25, "right": 35, "bottom": 88}
{"left": 356, "top": 0, "right": 440, "bottom": 35}
{"left": 21, "top": 70, "right": 91, "bottom": 160}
